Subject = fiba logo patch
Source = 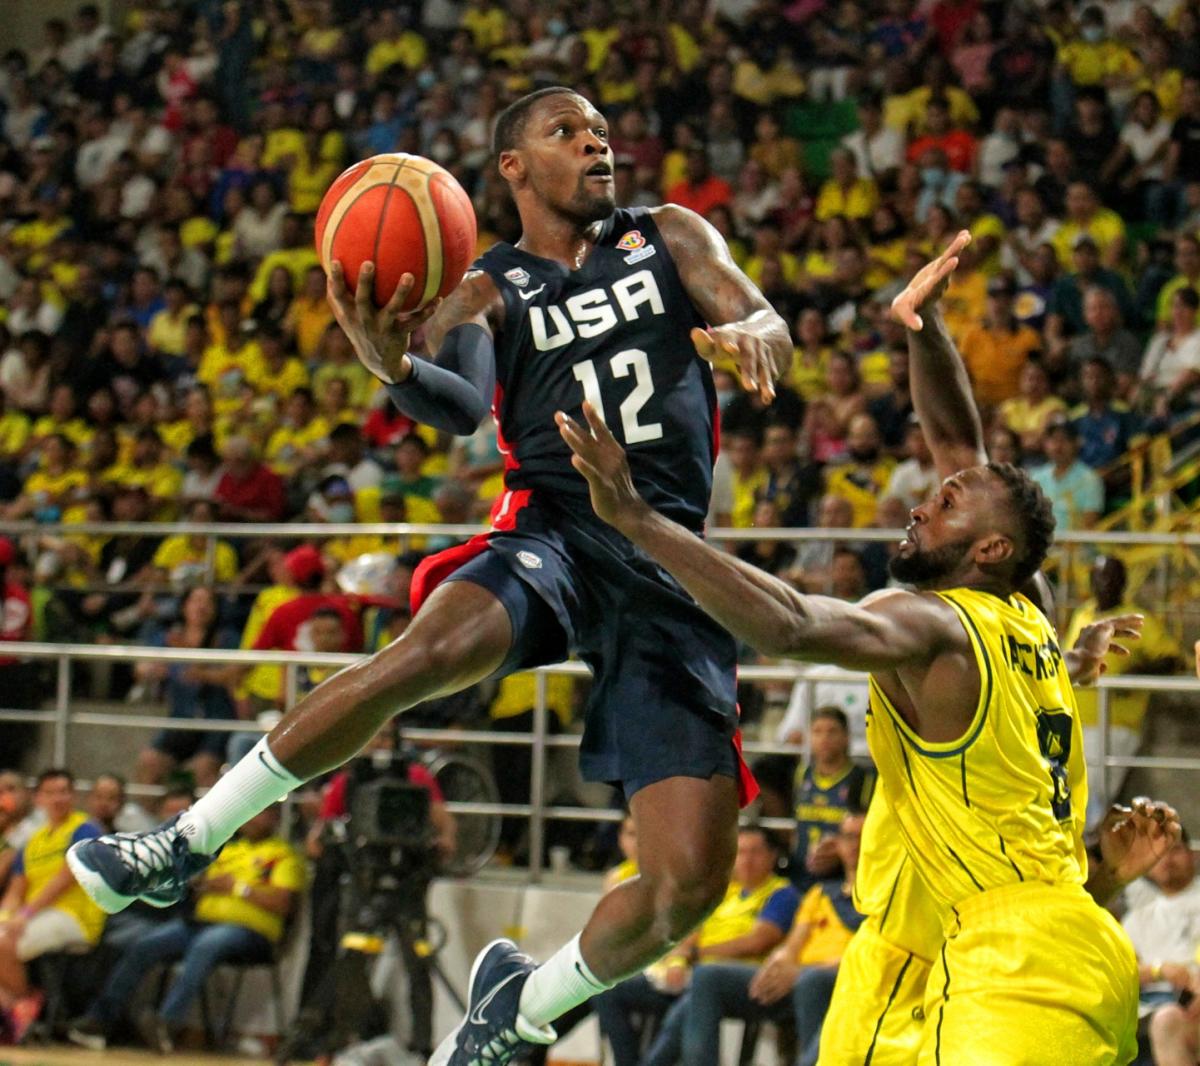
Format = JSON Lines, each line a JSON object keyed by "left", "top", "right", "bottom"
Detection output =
{"left": 618, "top": 230, "right": 656, "bottom": 265}
{"left": 516, "top": 550, "right": 543, "bottom": 570}
{"left": 505, "top": 267, "right": 530, "bottom": 288}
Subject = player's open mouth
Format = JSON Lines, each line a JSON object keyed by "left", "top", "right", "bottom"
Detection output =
{"left": 899, "top": 525, "right": 918, "bottom": 551}
{"left": 585, "top": 163, "right": 613, "bottom": 181}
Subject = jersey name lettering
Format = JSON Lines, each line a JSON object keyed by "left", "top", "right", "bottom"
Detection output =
{"left": 528, "top": 270, "right": 665, "bottom": 352}
{"left": 1002, "top": 634, "right": 1063, "bottom": 680}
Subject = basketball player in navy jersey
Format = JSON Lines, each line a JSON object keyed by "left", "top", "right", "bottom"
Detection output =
{"left": 67, "top": 87, "right": 791, "bottom": 1064}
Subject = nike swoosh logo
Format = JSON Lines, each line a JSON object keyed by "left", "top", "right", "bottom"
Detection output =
{"left": 469, "top": 970, "right": 524, "bottom": 1026}
{"left": 258, "top": 751, "right": 292, "bottom": 782}
{"left": 517, "top": 285, "right": 546, "bottom": 301}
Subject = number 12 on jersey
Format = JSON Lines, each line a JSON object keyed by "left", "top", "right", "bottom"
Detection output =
{"left": 572, "top": 349, "right": 663, "bottom": 444}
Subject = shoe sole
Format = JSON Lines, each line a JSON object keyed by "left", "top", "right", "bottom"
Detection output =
{"left": 66, "top": 1030, "right": 106, "bottom": 1052}
{"left": 66, "top": 843, "right": 136, "bottom": 915}
{"left": 427, "top": 937, "right": 515, "bottom": 1066}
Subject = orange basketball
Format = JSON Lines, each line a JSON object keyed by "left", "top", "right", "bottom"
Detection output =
{"left": 314, "top": 153, "right": 477, "bottom": 312}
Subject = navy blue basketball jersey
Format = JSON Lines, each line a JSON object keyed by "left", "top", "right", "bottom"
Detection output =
{"left": 474, "top": 207, "right": 714, "bottom": 530}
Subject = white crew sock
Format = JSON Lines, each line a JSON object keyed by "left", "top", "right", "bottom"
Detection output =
{"left": 175, "top": 737, "right": 302, "bottom": 854}
{"left": 518, "top": 934, "right": 612, "bottom": 1031}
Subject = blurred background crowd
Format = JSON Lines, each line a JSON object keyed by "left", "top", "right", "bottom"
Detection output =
{"left": 1, "top": 0, "right": 1200, "bottom": 1061}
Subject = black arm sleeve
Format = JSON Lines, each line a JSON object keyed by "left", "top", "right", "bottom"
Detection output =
{"left": 384, "top": 323, "right": 496, "bottom": 436}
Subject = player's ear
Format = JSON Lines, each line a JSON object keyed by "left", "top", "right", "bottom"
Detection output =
{"left": 974, "top": 533, "right": 1015, "bottom": 568}
{"left": 498, "top": 148, "right": 525, "bottom": 185}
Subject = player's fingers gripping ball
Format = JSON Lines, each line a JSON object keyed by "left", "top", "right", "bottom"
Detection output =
{"left": 315, "top": 152, "right": 478, "bottom": 311}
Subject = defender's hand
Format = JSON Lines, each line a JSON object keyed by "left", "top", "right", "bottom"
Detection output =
{"left": 1069, "top": 613, "right": 1143, "bottom": 686}
{"left": 556, "top": 402, "right": 649, "bottom": 533}
{"left": 1097, "top": 797, "right": 1180, "bottom": 886}
{"left": 691, "top": 325, "right": 776, "bottom": 404}
{"left": 890, "top": 230, "right": 972, "bottom": 331}
{"left": 326, "top": 260, "right": 443, "bottom": 385}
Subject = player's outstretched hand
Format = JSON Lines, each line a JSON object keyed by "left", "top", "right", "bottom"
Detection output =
{"left": 1097, "top": 796, "right": 1181, "bottom": 887}
{"left": 556, "top": 402, "right": 648, "bottom": 533}
{"left": 326, "top": 260, "right": 442, "bottom": 385}
{"left": 1068, "top": 613, "right": 1143, "bottom": 686}
{"left": 890, "top": 230, "right": 972, "bottom": 332}
{"left": 691, "top": 325, "right": 776, "bottom": 404}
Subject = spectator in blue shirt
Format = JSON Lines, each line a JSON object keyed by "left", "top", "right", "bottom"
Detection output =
{"left": 1070, "top": 356, "right": 1144, "bottom": 470}
{"left": 1032, "top": 419, "right": 1105, "bottom": 528}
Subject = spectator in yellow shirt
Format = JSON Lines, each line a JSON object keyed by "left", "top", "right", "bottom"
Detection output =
{"left": 285, "top": 265, "right": 335, "bottom": 360}
{"left": 26, "top": 383, "right": 92, "bottom": 456}
{"left": 1064, "top": 556, "right": 1183, "bottom": 827}
{"left": 146, "top": 280, "right": 199, "bottom": 357}
{"left": 664, "top": 810, "right": 866, "bottom": 1066}
{"left": 265, "top": 387, "right": 330, "bottom": 477}
{"left": 725, "top": 429, "right": 770, "bottom": 528}
{"left": 364, "top": 8, "right": 428, "bottom": 76}
{"left": 5, "top": 434, "right": 87, "bottom": 520}
{"left": 0, "top": 769, "right": 105, "bottom": 1041}
{"left": 104, "top": 428, "right": 183, "bottom": 519}
{"left": 823, "top": 415, "right": 895, "bottom": 528}
{"left": 249, "top": 214, "right": 320, "bottom": 303}
{"left": 1056, "top": 7, "right": 1140, "bottom": 89}
{"left": 954, "top": 180, "right": 1006, "bottom": 275}
{"left": 462, "top": 0, "right": 509, "bottom": 52}
{"left": 67, "top": 805, "right": 304, "bottom": 1053}
{"left": 815, "top": 149, "right": 880, "bottom": 221}
{"left": 152, "top": 499, "right": 240, "bottom": 584}
{"left": 248, "top": 326, "right": 309, "bottom": 399}
{"left": 998, "top": 359, "right": 1068, "bottom": 459}
{"left": 311, "top": 323, "right": 378, "bottom": 410}
{"left": 287, "top": 130, "right": 340, "bottom": 215}
{"left": 958, "top": 273, "right": 1043, "bottom": 409}
{"left": 1052, "top": 181, "right": 1127, "bottom": 271}
{"left": 1155, "top": 234, "right": 1200, "bottom": 326}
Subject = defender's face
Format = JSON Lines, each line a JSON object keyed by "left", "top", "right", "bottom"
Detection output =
{"left": 506, "top": 96, "right": 615, "bottom": 223}
{"left": 891, "top": 467, "right": 1000, "bottom": 587}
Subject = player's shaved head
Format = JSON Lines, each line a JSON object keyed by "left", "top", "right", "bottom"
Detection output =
{"left": 493, "top": 86, "right": 585, "bottom": 155}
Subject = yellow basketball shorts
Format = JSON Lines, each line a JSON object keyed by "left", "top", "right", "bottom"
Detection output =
{"left": 818, "top": 923, "right": 932, "bottom": 1066}
{"left": 918, "top": 881, "right": 1139, "bottom": 1066}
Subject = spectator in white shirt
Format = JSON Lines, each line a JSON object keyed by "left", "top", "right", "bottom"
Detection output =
{"left": 883, "top": 419, "right": 939, "bottom": 510}
{"left": 59, "top": 3, "right": 113, "bottom": 74}
{"left": 1140, "top": 288, "right": 1200, "bottom": 414}
{"left": 976, "top": 106, "right": 1022, "bottom": 188}
{"left": 75, "top": 114, "right": 127, "bottom": 189}
{"left": 1000, "top": 187, "right": 1062, "bottom": 285}
{"left": 1104, "top": 91, "right": 1174, "bottom": 225}
{"left": 1120, "top": 831, "right": 1200, "bottom": 1064}
{"left": 841, "top": 93, "right": 903, "bottom": 181}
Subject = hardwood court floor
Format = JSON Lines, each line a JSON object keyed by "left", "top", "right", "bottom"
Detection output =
{"left": 0, "top": 1046, "right": 273, "bottom": 1066}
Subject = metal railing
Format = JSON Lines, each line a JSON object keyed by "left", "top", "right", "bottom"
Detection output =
{"left": 13, "top": 518, "right": 1200, "bottom": 635}
{"left": 1, "top": 640, "right": 1197, "bottom": 881}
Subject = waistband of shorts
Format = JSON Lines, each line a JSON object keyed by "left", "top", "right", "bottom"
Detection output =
{"left": 950, "top": 879, "right": 1090, "bottom": 927}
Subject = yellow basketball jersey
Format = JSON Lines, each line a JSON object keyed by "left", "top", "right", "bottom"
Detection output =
{"left": 866, "top": 588, "right": 1088, "bottom": 921}
{"left": 854, "top": 789, "right": 945, "bottom": 962}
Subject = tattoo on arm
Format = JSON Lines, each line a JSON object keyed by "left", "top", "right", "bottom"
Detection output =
{"left": 653, "top": 204, "right": 792, "bottom": 380}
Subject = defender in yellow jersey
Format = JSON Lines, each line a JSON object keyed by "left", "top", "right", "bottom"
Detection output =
{"left": 818, "top": 792, "right": 943, "bottom": 1066}
{"left": 562, "top": 231, "right": 1181, "bottom": 1066}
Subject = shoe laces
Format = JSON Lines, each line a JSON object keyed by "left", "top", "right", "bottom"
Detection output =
{"left": 104, "top": 824, "right": 180, "bottom": 884}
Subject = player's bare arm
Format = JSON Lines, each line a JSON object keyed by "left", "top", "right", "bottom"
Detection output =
{"left": 652, "top": 204, "right": 792, "bottom": 403}
{"left": 891, "top": 231, "right": 986, "bottom": 479}
{"left": 560, "top": 397, "right": 971, "bottom": 657}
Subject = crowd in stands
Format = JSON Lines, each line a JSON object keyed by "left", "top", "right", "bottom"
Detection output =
{"left": 1, "top": 0, "right": 1200, "bottom": 1058}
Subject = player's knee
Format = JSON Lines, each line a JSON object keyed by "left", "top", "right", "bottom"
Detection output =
{"left": 648, "top": 862, "right": 729, "bottom": 944}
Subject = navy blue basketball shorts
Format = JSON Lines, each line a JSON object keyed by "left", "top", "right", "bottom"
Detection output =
{"left": 410, "top": 503, "right": 757, "bottom": 804}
